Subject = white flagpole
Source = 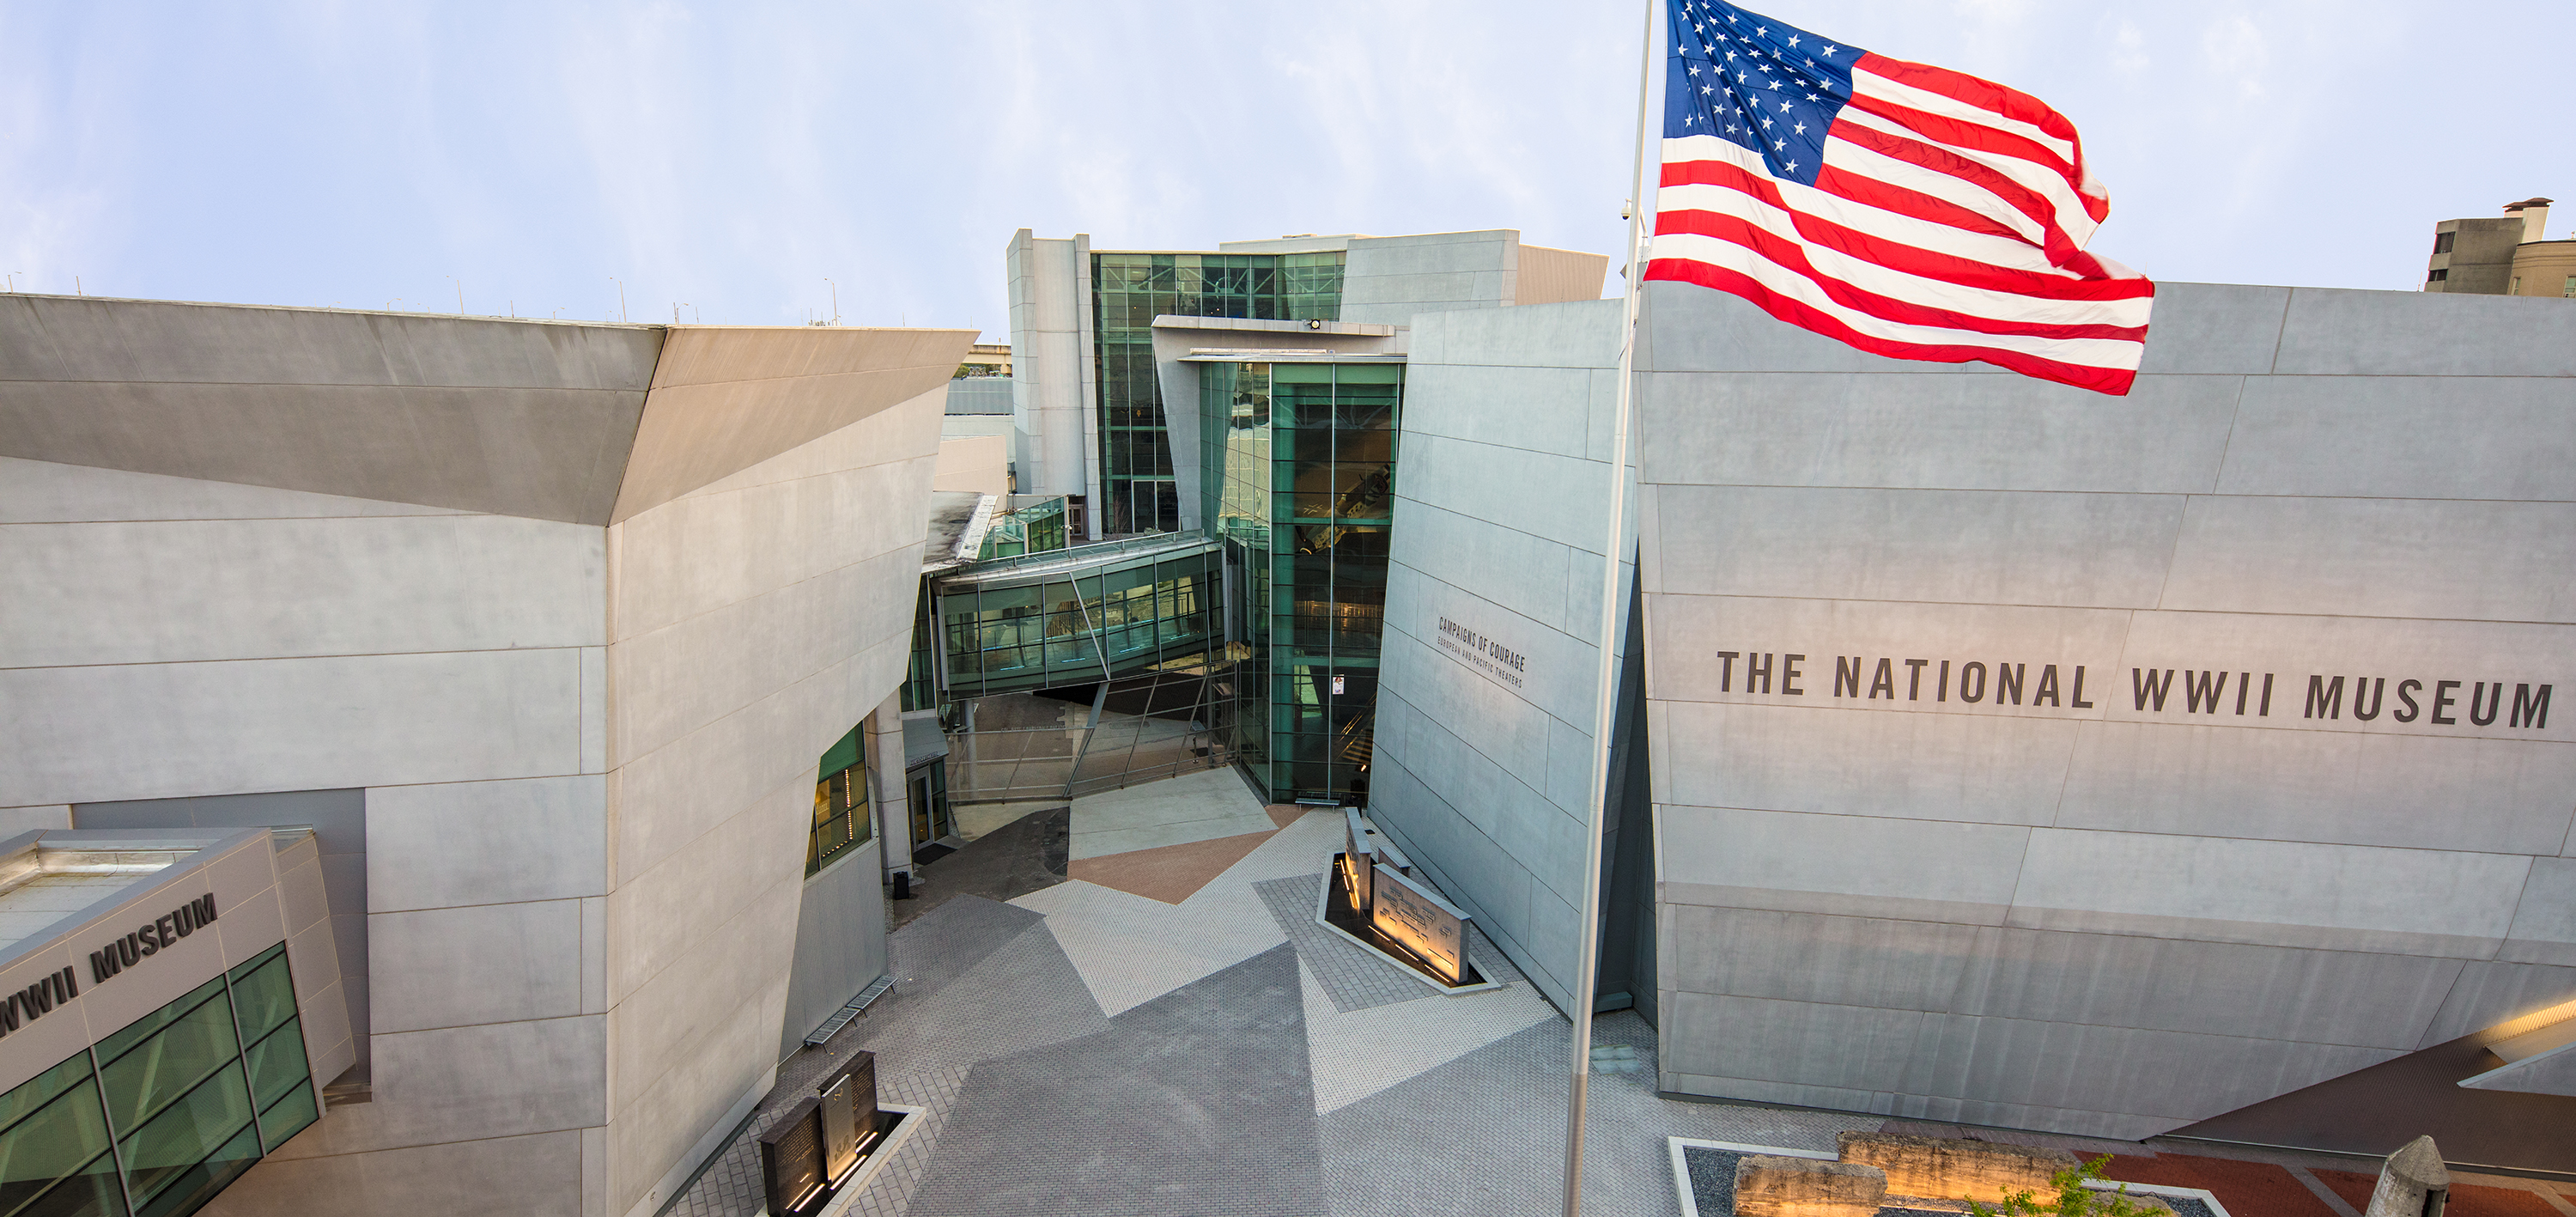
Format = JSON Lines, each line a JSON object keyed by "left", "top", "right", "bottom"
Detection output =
{"left": 1564, "top": 3, "right": 1658, "bottom": 1215}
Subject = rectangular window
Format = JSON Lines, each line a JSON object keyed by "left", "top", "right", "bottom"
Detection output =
{"left": 2427, "top": 269, "right": 2447, "bottom": 283}
{"left": 2433, "top": 231, "right": 2454, "bottom": 253}
{"left": 810, "top": 727, "right": 872, "bottom": 874}
{"left": 2564, "top": 277, "right": 2575, "bottom": 298}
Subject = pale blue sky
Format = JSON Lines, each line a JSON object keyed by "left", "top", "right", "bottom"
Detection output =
{"left": 4, "top": 1, "right": 2564, "bottom": 339}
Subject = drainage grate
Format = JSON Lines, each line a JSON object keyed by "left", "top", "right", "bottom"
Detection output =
{"left": 803, "top": 975, "right": 896, "bottom": 1047}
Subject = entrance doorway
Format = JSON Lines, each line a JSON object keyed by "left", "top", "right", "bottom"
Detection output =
{"left": 908, "top": 763, "right": 955, "bottom": 849}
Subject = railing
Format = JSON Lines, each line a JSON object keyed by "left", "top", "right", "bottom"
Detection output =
{"left": 940, "top": 528, "right": 1216, "bottom": 585}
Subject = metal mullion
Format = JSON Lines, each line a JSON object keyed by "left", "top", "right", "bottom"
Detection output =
{"left": 86, "top": 1045, "right": 137, "bottom": 1217}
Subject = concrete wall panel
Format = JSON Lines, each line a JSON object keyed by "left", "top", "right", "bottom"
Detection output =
{"left": 0, "top": 454, "right": 477, "bottom": 523}
{"left": 369, "top": 900, "right": 585, "bottom": 1033}
{"left": 1660, "top": 806, "right": 2032, "bottom": 924}
{"left": 2131, "top": 282, "right": 2293, "bottom": 374}
{"left": 2160, "top": 496, "right": 2576, "bottom": 622}
{"left": 1638, "top": 370, "right": 2239, "bottom": 494}
{"left": 2060, "top": 721, "right": 2575, "bottom": 854}
{"left": 365, "top": 777, "right": 608, "bottom": 912}
{"left": 2416, "top": 961, "right": 2576, "bottom": 1047}
{"left": 1, "top": 514, "right": 605, "bottom": 667}
{"left": 273, "top": 1016, "right": 606, "bottom": 1155}
{"left": 1653, "top": 699, "right": 2080, "bottom": 826}
{"left": 2, "top": 649, "right": 582, "bottom": 806}
{"left": 1388, "top": 502, "right": 1577, "bottom": 639}
{"left": 2273, "top": 286, "right": 2576, "bottom": 377}
{"left": 2218, "top": 376, "right": 2576, "bottom": 501}
{"left": 2504, "top": 860, "right": 2576, "bottom": 967}
{"left": 1649, "top": 486, "right": 2184, "bottom": 608}
{"left": 2008, "top": 830, "right": 2530, "bottom": 957}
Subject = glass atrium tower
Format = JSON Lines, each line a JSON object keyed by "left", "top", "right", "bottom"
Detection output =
{"left": 1199, "top": 356, "right": 1404, "bottom": 805}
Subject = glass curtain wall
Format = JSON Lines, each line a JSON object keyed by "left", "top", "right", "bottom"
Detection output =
{"left": 0, "top": 941, "right": 317, "bottom": 1217}
{"left": 938, "top": 545, "right": 1222, "bottom": 701}
{"left": 1090, "top": 252, "right": 1345, "bottom": 538}
{"left": 976, "top": 498, "right": 1069, "bottom": 561}
{"left": 1204, "top": 360, "right": 1402, "bottom": 805}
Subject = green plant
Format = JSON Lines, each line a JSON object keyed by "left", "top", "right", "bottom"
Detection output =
{"left": 1966, "top": 1156, "right": 2166, "bottom": 1217}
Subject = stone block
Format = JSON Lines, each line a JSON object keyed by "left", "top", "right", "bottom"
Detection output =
{"left": 1732, "top": 1154, "right": 1887, "bottom": 1217}
{"left": 1835, "top": 1131, "right": 2076, "bottom": 1206}
{"left": 2362, "top": 1135, "right": 2449, "bottom": 1217}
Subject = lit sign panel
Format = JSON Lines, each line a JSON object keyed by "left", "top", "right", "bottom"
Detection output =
{"left": 1342, "top": 810, "right": 1376, "bottom": 912}
{"left": 1370, "top": 865, "right": 1470, "bottom": 986}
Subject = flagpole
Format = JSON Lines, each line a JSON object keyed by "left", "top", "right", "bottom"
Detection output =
{"left": 1564, "top": 3, "right": 1657, "bottom": 1215}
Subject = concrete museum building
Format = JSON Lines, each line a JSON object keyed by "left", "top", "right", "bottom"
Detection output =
{"left": 0, "top": 295, "right": 974, "bottom": 1216}
{"left": 1367, "top": 280, "right": 2576, "bottom": 1170}
{"left": 993, "top": 221, "right": 2576, "bottom": 1174}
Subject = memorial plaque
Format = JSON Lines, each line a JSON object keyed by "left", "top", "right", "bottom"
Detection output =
{"left": 1369, "top": 864, "right": 1471, "bottom": 985}
{"left": 815, "top": 1051, "right": 881, "bottom": 1184}
{"left": 1341, "top": 808, "right": 1376, "bottom": 912}
{"left": 758, "top": 1097, "right": 828, "bottom": 1215}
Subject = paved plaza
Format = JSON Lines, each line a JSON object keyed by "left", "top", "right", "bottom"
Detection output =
{"left": 668, "top": 790, "right": 2576, "bottom": 1217}
{"left": 671, "top": 795, "right": 1884, "bottom": 1217}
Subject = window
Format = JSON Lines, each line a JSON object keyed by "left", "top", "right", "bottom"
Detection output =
{"left": 2433, "top": 231, "right": 2454, "bottom": 254}
{"left": 2564, "top": 277, "right": 2575, "bottom": 298}
{"left": 2511, "top": 277, "right": 2522, "bottom": 295}
{"left": 0, "top": 943, "right": 316, "bottom": 1217}
{"left": 2427, "top": 269, "right": 2447, "bottom": 283}
{"left": 810, "top": 726, "right": 872, "bottom": 874}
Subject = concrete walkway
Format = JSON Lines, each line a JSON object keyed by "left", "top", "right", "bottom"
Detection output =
{"left": 1064, "top": 766, "right": 1275, "bottom": 860}
{"left": 670, "top": 785, "right": 2576, "bottom": 1215}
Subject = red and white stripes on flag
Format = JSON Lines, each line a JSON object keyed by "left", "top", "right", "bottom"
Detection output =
{"left": 1645, "top": 13, "right": 2154, "bottom": 395}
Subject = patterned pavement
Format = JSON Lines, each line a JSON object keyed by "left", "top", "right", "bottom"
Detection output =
{"left": 669, "top": 803, "right": 1882, "bottom": 1217}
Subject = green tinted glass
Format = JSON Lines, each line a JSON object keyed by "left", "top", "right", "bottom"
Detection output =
{"left": 131, "top": 1122, "right": 256, "bottom": 1217}
{"left": 98, "top": 995, "right": 239, "bottom": 1134}
{"left": 91, "top": 978, "right": 224, "bottom": 1068}
{"left": 0, "top": 1054, "right": 94, "bottom": 1138}
{"left": 13, "top": 1153, "right": 126, "bottom": 1217}
{"left": 254, "top": 1083, "right": 318, "bottom": 1155}
{"left": 0, "top": 1080, "right": 113, "bottom": 1214}
{"left": 241, "top": 1022, "right": 308, "bottom": 1112}
{"left": 116, "top": 1064, "right": 251, "bottom": 1208}
{"left": 226, "top": 954, "right": 295, "bottom": 1045}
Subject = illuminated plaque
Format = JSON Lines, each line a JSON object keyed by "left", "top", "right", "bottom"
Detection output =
{"left": 1369, "top": 864, "right": 1471, "bottom": 986}
{"left": 758, "top": 1097, "right": 828, "bottom": 1215}
{"left": 1342, "top": 808, "right": 1376, "bottom": 912}
{"left": 816, "top": 1051, "right": 881, "bottom": 1184}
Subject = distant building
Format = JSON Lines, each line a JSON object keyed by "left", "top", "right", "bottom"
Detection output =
{"left": 2426, "top": 196, "right": 2573, "bottom": 296}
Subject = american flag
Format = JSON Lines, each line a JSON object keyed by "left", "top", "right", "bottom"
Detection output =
{"left": 1643, "top": 0, "right": 2154, "bottom": 395}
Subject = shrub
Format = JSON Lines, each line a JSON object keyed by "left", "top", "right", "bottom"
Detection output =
{"left": 1966, "top": 1156, "right": 2166, "bottom": 1217}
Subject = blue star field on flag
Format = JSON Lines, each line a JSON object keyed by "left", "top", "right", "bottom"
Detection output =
{"left": 1662, "top": 0, "right": 1861, "bottom": 188}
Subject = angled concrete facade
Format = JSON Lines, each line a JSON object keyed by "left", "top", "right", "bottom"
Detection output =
{"left": 1364, "top": 299, "right": 1636, "bottom": 1013}
{"left": 1372, "top": 277, "right": 2576, "bottom": 1151}
{"left": 1, "top": 297, "right": 970, "bottom": 1216}
{"left": 1635, "top": 282, "right": 2576, "bottom": 1141}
